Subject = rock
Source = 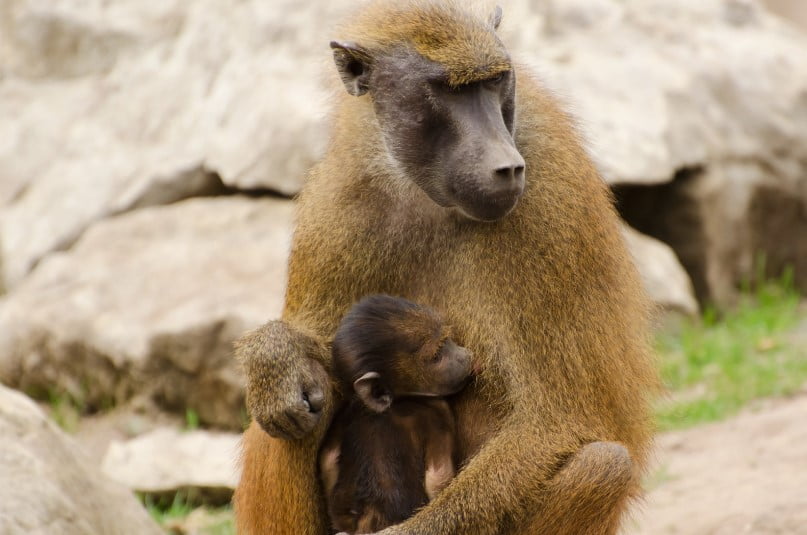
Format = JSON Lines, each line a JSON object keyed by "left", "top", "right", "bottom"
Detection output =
{"left": 617, "top": 161, "right": 807, "bottom": 305}
{"left": 3, "top": 0, "right": 805, "bottom": 302}
{"left": 0, "top": 196, "right": 293, "bottom": 428}
{"left": 621, "top": 225, "right": 698, "bottom": 316}
{"left": 627, "top": 393, "right": 807, "bottom": 534}
{"left": 102, "top": 427, "right": 240, "bottom": 504}
{"left": 162, "top": 507, "right": 235, "bottom": 535}
{"left": 762, "top": 0, "right": 807, "bottom": 30}
{"left": 0, "top": 0, "right": 343, "bottom": 290}
{"left": 0, "top": 384, "right": 161, "bottom": 535}
{"left": 516, "top": 0, "right": 807, "bottom": 187}
{"left": 525, "top": 0, "right": 807, "bottom": 304}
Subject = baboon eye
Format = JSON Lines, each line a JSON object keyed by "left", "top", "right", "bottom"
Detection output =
{"left": 347, "top": 60, "right": 364, "bottom": 77}
{"left": 486, "top": 71, "right": 507, "bottom": 86}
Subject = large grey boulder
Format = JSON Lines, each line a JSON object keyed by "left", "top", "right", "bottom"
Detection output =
{"left": 518, "top": 0, "right": 807, "bottom": 303}
{"left": 0, "top": 384, "right": 161, "bottom": 535}
{"left": 0, "top": 196, "right": 293, "bottom": 427}
{"left": 514, "top": 0, "right": 807, "bottom": 187}
{"left": 102, "top": 427, "right": 240, "bottom": 503}
{"left": 0, "top": 0, "right": 343, "bottom": 290}
{"left": 763, "top": 0, "right": 807, "bottom": 30}
{"left": 621, "top": 225, "right": 698, "bottom": 316}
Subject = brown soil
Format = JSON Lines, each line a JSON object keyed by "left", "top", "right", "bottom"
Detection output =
{"left": 625, "top": 389, "right": 807, "bottom": 534}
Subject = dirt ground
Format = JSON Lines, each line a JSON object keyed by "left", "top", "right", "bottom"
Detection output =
{"left": 625, "top": 389, "right": 807, "bottom": 535}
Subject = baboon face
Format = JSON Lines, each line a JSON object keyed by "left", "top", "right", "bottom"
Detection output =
{"left": 334, "top": 295, "right": 474, "bottom": 413}
{"left": 353, "top": 335, "right": 473, "bottom": 413}
{"left": 331, "top": 42, "right": 525, "bottom": 222}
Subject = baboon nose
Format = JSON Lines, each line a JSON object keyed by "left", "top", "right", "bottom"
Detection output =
{"left": 494, "top": 164, "right": 525, "bottom": 182}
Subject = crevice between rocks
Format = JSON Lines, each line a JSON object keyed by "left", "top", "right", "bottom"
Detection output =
{"left": 20, "top": 167, "right": 292, "bottom": 286}
{"left": 614, "top": 164, "right": 807, "bottom": 307}
{"left": 124, "top": 167, "right": 295, "bottom": 212}
{"left": 612, "top": 167, "right": 711, "bottom": 305}
{"left": 748, "top": 185, "right": 807, "bottom": 289}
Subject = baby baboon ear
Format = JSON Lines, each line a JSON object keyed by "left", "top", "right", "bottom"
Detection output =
{"left": 330, "top": 41, "right": 372, "bottom": 96}
{"left": 354, "top": 372, "right": 393, "bottom": 413}
{"left": 489, "top": 5, "right": 503, "bottom": 30}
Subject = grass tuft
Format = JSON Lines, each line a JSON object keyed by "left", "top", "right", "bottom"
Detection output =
{"left": 142, "top": 492, "right": 195, "bottom": 524}
{"left": 184, "top": 408, "right": 200, "bottom": 431}
{"left": 656, "top": 269, "right": 806, "bottom": 430}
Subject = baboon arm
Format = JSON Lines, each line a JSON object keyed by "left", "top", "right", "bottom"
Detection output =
{"left": 376, "top": 426, "right": 635, "bottom": 535}
{"left": 234, "top": 422, "right": 329, "bottom": 535}
{"left": 235, "top": 320, "right": 338, "bottom": 535}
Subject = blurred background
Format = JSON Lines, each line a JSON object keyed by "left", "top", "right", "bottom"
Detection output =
{"left": 0, "top": 0, "right": 805, "bottom": 533}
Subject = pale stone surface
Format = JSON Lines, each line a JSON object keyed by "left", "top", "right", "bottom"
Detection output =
{"left": 0, "top": 384, "right": 161, "bottom": 535}
{"left": 626, "top": 391, "right": 807, "bottom": 535}
{"left": 515, "top": 0, "right": 807, "bottom": 303}
{"left": 763, "top": 0, "right": 807, "bottom": 30}
{"left": 0, "top": 0, "right": 342, "bottom": 290}
{"left": 498, "top": 0, "right": 807, "bottom": 188}
{"left": 621, "top": 225, "right": 698, "bottom": 316}
{"left": 0, "top": 196, "right": 293, "bottom": 427}
{"left": 102, "top": 427, "right": 240, "bottom": 499}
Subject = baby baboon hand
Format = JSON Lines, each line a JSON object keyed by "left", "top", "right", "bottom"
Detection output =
{"left": 235, "top": 320, "right": 330, "bottom": 440}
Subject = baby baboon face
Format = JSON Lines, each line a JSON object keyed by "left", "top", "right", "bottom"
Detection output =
{"left": 391, "top": 336, "right": 473, "bottom": 399}
{"left": 332, "top": 295, "right": 474, "bottom": 413}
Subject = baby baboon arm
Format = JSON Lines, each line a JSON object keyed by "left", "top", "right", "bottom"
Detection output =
{"left": 424, "top": 448, "right": 455, "bottom": 501}
{"left": 373, "top": 426, "right": 635, "bottom": 535}
{"left": 236, "top": 319, "right": 332, "bottom": 440}
{"left": 422, "top": 407, "right": 457, "bottom": 500}
{"left": 319, "top": 438, "right": 341, "bottom": 499}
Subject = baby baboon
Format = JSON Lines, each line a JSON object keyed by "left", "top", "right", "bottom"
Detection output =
{"left": 319, "top": 295, "right": 472, "bottom": 534}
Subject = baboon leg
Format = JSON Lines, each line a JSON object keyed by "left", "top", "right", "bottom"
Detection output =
{"left": 525, "top": 441, "right": 637, "bottom": 535}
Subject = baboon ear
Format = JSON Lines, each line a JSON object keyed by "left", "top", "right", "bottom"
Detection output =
{"left": 354, "top": 372, "right": 392, "bottom": 413}
{"left": 330, "top": 41, "right": 372, "bottom": 97}
{"left": 489, "top": 5, "right": 503, "bottom": 30}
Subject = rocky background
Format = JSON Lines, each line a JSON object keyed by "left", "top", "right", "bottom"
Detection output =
{"left": 0, "top": 0, "right": 805, "bottom": 533}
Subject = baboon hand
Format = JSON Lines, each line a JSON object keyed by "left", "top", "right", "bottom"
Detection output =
{"left": 236, "top": 320, "right": 330, "bottom": 440}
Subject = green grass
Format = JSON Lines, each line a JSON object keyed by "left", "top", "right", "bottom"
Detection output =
{"left": 184, "top": 408, "right": 200, "bottom": 431}
{"left": 46, "top": 390, "right": 85, "bottom": 433}
{"left": 142, "top": 493, "right": 195, "bottom": 525}
{"left": 141, "top": 493, "right": 235, "bottom": 534}
{"left": 656, "top": 270, "right": 806, "bottom": 431}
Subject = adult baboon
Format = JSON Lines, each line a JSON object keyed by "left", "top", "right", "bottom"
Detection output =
{"left": 235, "top": 2, "right": 659, "bottom": 534}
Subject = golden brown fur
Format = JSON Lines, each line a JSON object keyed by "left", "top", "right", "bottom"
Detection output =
{"left": 340, "top": 1, "right": 510, "bottom": 86}
{"left": 234, "top": 2, "right": 659, "bottom": 534}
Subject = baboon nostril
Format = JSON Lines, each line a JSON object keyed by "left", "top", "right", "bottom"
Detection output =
{"left": 494, "top": 166, "right": 513, "bottom": 180}
{"left": 494, "top": 165, "right": 525, "bottom": 181}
